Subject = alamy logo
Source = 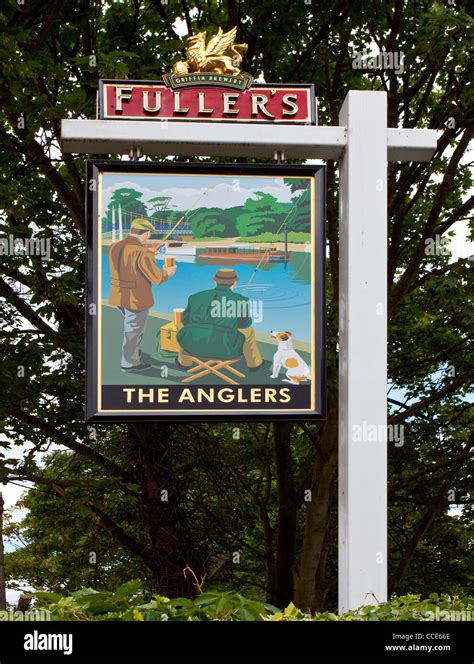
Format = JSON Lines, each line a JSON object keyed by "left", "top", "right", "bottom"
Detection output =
{"left": 351, "top": 421, "right": 404, "bottom": 446}
{"left": 0, "top": 234, "right": 51, "bottom": 260}
{"left": 352, "top": 49, "right": 405, "bottom": 75}
{"left": 24, "top": 631, "right": 73, "bottom": 656}
{"left": 210, "top": 296, "right": 263, "bottom": 323}
{"left": 424, "top": 607, "right": 472, "bottom": 621}
{"left": 0, "top": 608, "right": 50, "bottom": 621}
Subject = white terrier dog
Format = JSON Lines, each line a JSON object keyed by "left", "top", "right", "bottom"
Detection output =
{"left": 270, "top": 330, "right": 311, "bottom": 384}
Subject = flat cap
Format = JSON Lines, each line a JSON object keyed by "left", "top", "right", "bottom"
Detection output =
{"left": 131, "top": 218, "right": 155, "bottom": 232}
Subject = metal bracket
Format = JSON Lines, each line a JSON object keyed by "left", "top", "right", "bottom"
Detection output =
{"left": 129, "top": 146, "right": 142, "bottom": 161}
{"left": 273, "top": 149, "right": 285, "bottom": 164}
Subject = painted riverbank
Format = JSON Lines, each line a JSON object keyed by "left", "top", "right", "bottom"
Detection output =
{"left": 101, "top": 302, "right": 311, "bottom": 386}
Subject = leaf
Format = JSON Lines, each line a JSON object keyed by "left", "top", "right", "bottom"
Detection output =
{"left": 70, "top": 588, "right": 100, "bottom": 598}
{"left": 34, "top": 591, "right": 63, "bottom": 604}
{"left": 238, "top": 607, "right": 255, "bottom": 621}
{"left": 114, "top": 580, "right": 142, "bottom": 598}
{"left": 194, "top": 592, "right": 222, "bottom": 607}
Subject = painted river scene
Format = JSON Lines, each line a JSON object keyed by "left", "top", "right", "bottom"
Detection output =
{"left": 100, "top": 172, "right": 315, "bottom": 386}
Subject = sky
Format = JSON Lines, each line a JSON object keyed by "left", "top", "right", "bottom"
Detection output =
{"left": 101, "top": 174, "right": 299, "bottom": 214}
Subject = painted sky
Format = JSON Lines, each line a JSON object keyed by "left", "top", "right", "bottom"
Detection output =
{"left": 101, "top": 173, "right": 305, "bottom": 214}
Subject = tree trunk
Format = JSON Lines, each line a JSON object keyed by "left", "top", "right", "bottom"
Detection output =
{"left": 0, "top": 492, "right": 6, "bottom": 610}
{"left": 313, "top": 494, "right": 337, "bottom": 612}
{"left": 273, "top": 422, "right": 297, "bottom": 608}
{"left": 127, "top": 423, "right": 201, "bottom": 597}
{"left": 294, "top": 403, "right": 338, "bottom": 611}
{"left": 259, "top": 465, "right": 276, "bottom": 604}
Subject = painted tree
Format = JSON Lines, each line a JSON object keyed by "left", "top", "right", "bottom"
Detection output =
{"left": 189, "top": 207, "right": 234, "bottom": 238}
{"left": 236, "top": 192, "right": 288, "bottom": 237}
{"left": 148, "top": 196, "right": 172, "bottom": 214}
{"left": 148, "top": 197, "right": 181, "bottom": 235}
{"left": 106, "top": 188, "right": 148, "bottom": 232}
{"left": 283, "top": 178, "right": 311, "bottom": 233}
{"left": 0, "top": 0, "right": 472, "bottom": 609}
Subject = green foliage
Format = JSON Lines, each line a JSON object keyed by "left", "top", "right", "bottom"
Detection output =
{"left": 104, "top": 188, "right": 148, "bottom": 232}
{"left": 32, "top": 585, "right": 279, "bottom": 622}
{"left": 277, "top": 594, "right": 474, "bottom": 623}
{"left": 148, "top": 196, "right": 173, "bottom": 213}
{"left": 282, "top": 180, "right": 312, "bottom": 233}
{"left": 148, "top": 196, "right": 180, "bottom": 230}
{"left": 190, "top": 207, "right": 236, "bottom": 238}
{"left": 4, "top": 451, "right": 149, "bottom": 593}
{"left": 29, "top": 586, "right": 474, "bottom": 622}
{"left": 236, "top": 192, "right": 289, "bottom": 237}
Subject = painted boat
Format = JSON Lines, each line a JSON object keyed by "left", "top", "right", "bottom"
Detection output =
{"left": 160, "top": 241, "right": 197, "bottom": 256}
{"left": 199, "top": 245, "right": 290, "bottom": 264}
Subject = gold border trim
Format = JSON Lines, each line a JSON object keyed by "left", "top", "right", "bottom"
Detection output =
{"left": 97, "top": 171, "right": 316, "bottom": 414}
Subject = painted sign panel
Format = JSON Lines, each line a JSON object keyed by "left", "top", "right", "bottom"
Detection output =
{"left": 98, "top": 80, "right": 317, "bottom": 124}
{"left": 86, "top": 162, "right": 325, "bottom": 421}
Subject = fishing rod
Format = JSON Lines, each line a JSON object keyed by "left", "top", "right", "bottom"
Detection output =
{"left": 160, "top": 188, "right": 210, "bottom": 243}
{"left": 243, "top": 186, "right": 310, "bottom": 293}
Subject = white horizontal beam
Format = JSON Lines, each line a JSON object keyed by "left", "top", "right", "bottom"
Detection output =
{"left": 387, "top": 127, "right": 438, "bottom": 162}
{"left": 61, "top": 120, "right": 346, "bottom": 160}
{"left": 61, "top": 119, "right": 437, "bottom": 162}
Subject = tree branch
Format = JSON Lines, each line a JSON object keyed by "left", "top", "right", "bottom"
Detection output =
{"left": 389, "top": 451, "right": 474, "bottom": 496}
{"left": 297, "top": 422, "right": 328, "bottom": 462}
{"left": 388, "top": 368, "right": 474, "bottom": 425}
{"left": 9, "top": 408, "right": 132, "bottom": 483}
{"left": 0, "top": 278, "right": 57, "bottom": 336}
{"left": 390, "top": 128, "right": 473, "bottom": 311}
{"left": 390, "top": 430, "right": 474, "bottom": 591}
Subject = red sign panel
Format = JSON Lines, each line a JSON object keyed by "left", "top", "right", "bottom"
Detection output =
{"left": 99, "top": 80, "right": 316, "bottom": 125}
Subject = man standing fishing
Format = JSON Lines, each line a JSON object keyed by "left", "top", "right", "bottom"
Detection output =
{"left": 108, "top": 218, "right": 176, "bottom": 372}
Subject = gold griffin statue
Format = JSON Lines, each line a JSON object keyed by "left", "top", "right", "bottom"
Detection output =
{"left": 172, "top": 26, "right": 248, "bottom": 76}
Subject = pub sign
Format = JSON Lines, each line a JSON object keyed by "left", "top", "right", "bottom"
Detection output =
{"left": 86, "top": 162, "right": 325, "bottom": 421}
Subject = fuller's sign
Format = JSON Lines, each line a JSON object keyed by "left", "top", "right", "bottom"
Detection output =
{"left": 99, "top": 80, "right": 316, "bottom": 124}
{"left": 98, "top": 26, "right": 316, "bottom": 125}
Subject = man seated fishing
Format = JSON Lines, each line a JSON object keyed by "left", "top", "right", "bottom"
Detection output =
{"left": 176, "top": 268, "right": 264, "bottom": 370}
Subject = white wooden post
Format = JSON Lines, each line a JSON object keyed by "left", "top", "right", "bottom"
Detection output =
{"left": 338, "top": 90, "right": 388, "bottom": 611}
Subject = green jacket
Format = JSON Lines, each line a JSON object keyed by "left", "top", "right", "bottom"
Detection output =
{"left": 177, "top": 284, "right": 252, "bottom": 359}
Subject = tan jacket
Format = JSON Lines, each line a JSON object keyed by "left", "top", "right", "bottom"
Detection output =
{"left": 108, "top": 235, "right": 168, "bottom": 311}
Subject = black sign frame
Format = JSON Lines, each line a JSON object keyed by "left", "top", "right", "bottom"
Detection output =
{"left": 86, "top": 161, "right": 326, "bottom": 422}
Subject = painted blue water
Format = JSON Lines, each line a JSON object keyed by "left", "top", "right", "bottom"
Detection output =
{"left": 101, "top": 247, "right": 312, "bottom": 341}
